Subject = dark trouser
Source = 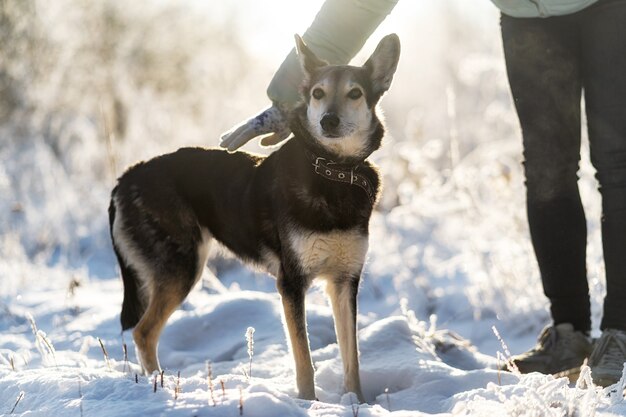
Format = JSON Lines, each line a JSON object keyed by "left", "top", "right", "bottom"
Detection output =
{"left": 500, "top": 0, "right": 626, "bottom": 332}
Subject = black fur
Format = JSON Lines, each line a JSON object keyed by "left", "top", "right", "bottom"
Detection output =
{"left": 109, "top": 34, "right": 400, "bottom": 400}
{"left": 111, "top": 110, "right": 381, "bottom": 279}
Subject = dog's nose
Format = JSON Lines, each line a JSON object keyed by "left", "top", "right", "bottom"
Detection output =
{"left": 320, "top": 113, "right": 340, "bottom": 132}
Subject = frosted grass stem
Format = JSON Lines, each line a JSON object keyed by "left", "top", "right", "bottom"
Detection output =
{"left": 245, "top": 327, "right": 255, "bottom": 380}
{"left": 97, "top": 337, "right": 111, "bottom": 371}
{"left": 238, "top": 385, "right": 244, "bottom": 415}
{"left": 207, "top": 361, "right": 216, "bottom": 406}
{"left": 492, "top": 325, "right": 519, "bottom": 374}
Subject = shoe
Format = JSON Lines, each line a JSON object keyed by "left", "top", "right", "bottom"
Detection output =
{"left": 505, "top": 323, "right": 592, "bottom": 377}
{"left": 588, "top": 328, "right": 626, "bottom": 387}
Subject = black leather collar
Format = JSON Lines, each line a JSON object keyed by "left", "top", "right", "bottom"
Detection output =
{"left": 304, "top": 149, "right": 376, "bottom": 204}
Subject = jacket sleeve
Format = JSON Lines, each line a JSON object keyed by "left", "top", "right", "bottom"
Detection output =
{"left": 490, "top": 0, "right": 598, "bottom": 18}
{"left": 267, "top": 0, "right": 399, "bottom": 107}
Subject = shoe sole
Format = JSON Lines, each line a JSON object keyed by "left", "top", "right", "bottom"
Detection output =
{"left": 591, "top": 375, "right": 621, "bottom": 387}
{"left": 555, "top": 368, "right": 623, "bottom": 387}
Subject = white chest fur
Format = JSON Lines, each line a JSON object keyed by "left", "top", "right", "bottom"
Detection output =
{"left": 288, "top": 229, "right": 368, "bottom": 278}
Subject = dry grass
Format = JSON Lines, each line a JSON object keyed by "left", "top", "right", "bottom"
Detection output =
{"left": 97, "top": 337, "right": 111, "bottom": 371}
{"left": 9, "top": 391, "right": 24, "bottom": 414}
{"left": 492, "top": 325, "right": 519, "bottom": 374}
{"left": 174, "top": 371, "right": 181, "bottom": 400}
{"left": 27, "top": 314, "right": 56, "bottom": 367}
{"left": 78, "top": 380, "right": 84, "bottom": 417}
{"left": 208, "top": 361, "right": 216, "bottom": 406}
{"left": 238, "top": 385, "right": 244, "bottom": 415}
{"left": 122, "top": 343, "right": 129, "bottom": 373}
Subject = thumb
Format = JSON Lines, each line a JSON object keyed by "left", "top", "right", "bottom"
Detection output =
{"left": 260, "top": 132, "right": 290, "bottom": 147}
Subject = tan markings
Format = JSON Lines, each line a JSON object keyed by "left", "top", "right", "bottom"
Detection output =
{"left": 195, "top": 228, "right": 212, "bottom": 285}
{"left": 326, "top": 281, "right": 364, "bottom": 401}
{"left": 133, "top": 284, "right": 186, "bottom": 374}
{"left": 289, "top": 229, "right": 368, "bottom": 277}
{"left": 281, "top": 296, "right": 316, "bottom": 400}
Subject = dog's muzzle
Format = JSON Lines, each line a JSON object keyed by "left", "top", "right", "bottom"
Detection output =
{"left": 320, "top": 113, "right": 340, "bottom": 137}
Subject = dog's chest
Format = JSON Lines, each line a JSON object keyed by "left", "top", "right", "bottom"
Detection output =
{"left": 288, "top": 229, "right": 368, "bottom": 277}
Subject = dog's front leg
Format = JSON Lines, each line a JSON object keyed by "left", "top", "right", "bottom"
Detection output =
{"left": 277, "top": 272, "right": 316, "bottom": 400}
{"left": 326, "top": 275, "right": 365, "bottom": 403}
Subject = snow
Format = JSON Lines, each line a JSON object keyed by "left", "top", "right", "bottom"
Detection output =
{"left": 1, "top": 0, "right": 625, "bottom": 415}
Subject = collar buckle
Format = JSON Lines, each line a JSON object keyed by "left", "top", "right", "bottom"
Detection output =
{"left": 313, "top": 156, "right": 326, "bottom": 176}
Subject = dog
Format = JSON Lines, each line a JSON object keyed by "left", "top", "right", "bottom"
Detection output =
{"left": 108, "top": 33, "right": 400, "bottom": 402}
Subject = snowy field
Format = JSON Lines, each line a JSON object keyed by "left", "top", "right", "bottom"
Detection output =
{"left": 1, "top": 0, "right": 625, "bottom": 416}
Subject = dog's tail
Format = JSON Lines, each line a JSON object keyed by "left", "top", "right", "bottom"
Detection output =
{"left": 109, "top": 193, "right": 146, "bottom": 331}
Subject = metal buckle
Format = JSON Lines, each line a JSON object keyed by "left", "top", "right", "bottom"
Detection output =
{"left": 313, "top": 156, "right": 326, "bottom": 175}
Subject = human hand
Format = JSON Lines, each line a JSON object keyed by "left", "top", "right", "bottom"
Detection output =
{"left": 220, "top": 105, "right": 291, "bottom": 151}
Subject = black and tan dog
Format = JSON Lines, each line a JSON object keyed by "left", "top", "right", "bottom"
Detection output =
{"left": 109, "top": 34, "right": 400, "bottom": 402}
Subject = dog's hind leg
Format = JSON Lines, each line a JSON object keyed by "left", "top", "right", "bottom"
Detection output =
{"left": 277, "top": 272, "right": 316, "bottom": 400}
{"left": 326, "top": 275, "right": 365, "bottom": 403}
{"left": 131, "top": 229, "right": 210, "bottom": 375}
{"left": 133, "top": 281, "right": 188, "bottom": 374}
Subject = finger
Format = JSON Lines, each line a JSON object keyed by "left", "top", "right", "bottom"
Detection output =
{"left": 260, "top": 132, "right": 289, "bottom": 147}
{"left": 220, "top": 124, "right": 258, "bottom": 151}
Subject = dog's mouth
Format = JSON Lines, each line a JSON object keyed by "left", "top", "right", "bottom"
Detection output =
{"left": 322, "top": 132, "right": 342, "bottom": 139}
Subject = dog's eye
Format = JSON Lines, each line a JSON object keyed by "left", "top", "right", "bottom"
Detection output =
{"left": 312, "top": 88, "right": 325, "bottom": 100}
{"left": 347, "top": 88, "right": 362, "bottom": 100}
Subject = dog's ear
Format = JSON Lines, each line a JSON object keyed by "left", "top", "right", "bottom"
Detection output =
{"left": 363, "top": 34, "right": 401, "bottom": 97}
{"left": 295, "top": 34, "right": 327, "bottom": 79}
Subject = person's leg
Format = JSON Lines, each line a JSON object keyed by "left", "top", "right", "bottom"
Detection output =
{"left": 581, "top": 0, "right": 626, "bottom": 332}
{"left": 580, "top": 0, "right": 626, "bottom": 387}
{"left": 501, "top": 13, "right": 591, "bottom": 332}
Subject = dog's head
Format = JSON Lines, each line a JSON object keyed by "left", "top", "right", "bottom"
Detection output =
{"left": 293, "top": 34, "right": 400, "bottom": 162}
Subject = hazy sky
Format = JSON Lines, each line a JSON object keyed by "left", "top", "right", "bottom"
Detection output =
{"left": 197, "top": 0, "right": 498, "bottom": 64}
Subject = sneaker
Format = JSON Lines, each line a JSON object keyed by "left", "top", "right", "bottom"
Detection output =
{"left": 588, "top": 328, "right": 626, "bottom": 387}
{"left": 505, "top": 323, "right": 592, "bottom": 377}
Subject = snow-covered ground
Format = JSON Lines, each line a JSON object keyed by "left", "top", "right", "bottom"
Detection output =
{"left": 1, "top": 0, "right": 625, "bottom": 416}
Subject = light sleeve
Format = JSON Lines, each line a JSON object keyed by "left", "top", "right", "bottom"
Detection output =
{"left": 267, "top": 0, "right": 399, "bottom": 107}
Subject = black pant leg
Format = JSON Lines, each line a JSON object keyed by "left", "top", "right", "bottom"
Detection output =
{"left": 500, "top": 13, "right": 591, "bottom": 331}
{"left": 581, "top": 0, "right": 626, "bottom": 331}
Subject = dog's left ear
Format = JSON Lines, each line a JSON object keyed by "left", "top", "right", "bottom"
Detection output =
{"left": 363, "top": 34, "right": 401, "bottom": 97}
{"left": 295, "top": 34, "right": 328, "bottom": 79}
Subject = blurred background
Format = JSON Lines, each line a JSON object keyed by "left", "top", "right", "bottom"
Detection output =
{"left": 0, "top": 0, "right": 606, "bottom": 345}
